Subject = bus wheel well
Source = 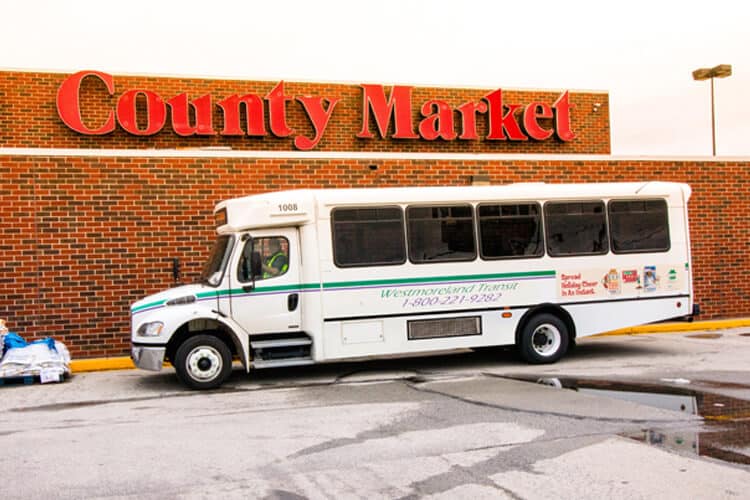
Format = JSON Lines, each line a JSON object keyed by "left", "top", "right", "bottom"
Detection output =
{"left": 166, "top": 319, "right": 239, "bottom": 365}
{"left": 515, "top": 304, "right": 576, "bottom": 346}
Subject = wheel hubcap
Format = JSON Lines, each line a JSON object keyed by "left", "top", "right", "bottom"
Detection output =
{"left": 531, "top": 324, "right": 562, "bottom": 357}
{"left": 186, "top": 346, "right": 222, "bottom": 381}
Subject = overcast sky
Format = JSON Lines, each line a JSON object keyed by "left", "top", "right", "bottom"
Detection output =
{"left": 3, "top": 0, "right": 747, "bottom": 156}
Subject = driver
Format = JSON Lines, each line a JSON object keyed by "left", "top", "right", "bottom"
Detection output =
{"left": 262, "top": 238, "right": 288, "bottom": 278}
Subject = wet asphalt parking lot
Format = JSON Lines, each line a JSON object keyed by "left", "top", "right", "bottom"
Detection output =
{"left": 2, "top": 328, "right": 750, "bottom": 499}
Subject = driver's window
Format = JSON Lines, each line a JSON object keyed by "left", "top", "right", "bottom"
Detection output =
{"left": 237, "top": 236, "right": 290, "bottom": 282}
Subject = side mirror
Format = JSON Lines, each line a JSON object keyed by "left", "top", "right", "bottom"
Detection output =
{"left": 251, "top": 251, "right": 262, "bottom": 279}
{"left": 172, "top": 257, "right": 181, "bottom": 283}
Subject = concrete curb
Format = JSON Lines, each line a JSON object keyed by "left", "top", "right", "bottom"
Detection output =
{"left": 70, "top": 357, "right": 135, "bottom": 373}
{"left": 69, "top": 318, "right": 750, "bottom": 373}
{"left": 594, "top": 318, "right": 750, "bottom": 336}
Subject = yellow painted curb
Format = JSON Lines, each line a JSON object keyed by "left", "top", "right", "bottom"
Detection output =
{"left": 596, "top": 318, "right": 750, "bottom": 337}
{"left": 68, "top": 318, "right": 750, "bottom": 372}
{"left": 70, "top": 357, "right": 135, "bottom": 373}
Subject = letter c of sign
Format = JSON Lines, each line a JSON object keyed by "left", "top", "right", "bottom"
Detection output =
{"left": 56, "top": 70, "right": 115, "bottom": 135}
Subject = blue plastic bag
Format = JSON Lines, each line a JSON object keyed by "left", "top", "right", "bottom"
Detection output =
{"left": 3, "top": 332, "right": 26, "bottom": 352}
{"left": 2, "top": 332, "right": 56, "bottom": 354}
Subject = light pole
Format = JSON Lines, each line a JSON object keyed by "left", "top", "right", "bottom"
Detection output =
{"left": 692, "top": 64, "right": 732, "bottom": 156}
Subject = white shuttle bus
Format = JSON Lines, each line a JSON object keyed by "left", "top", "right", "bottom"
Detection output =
{"left": 131, "top": 182, "right": 694, "bottom": 389}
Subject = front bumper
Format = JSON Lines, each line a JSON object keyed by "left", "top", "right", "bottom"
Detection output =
{"left": 131, "top": 345, "right": 166, "bottom": 371}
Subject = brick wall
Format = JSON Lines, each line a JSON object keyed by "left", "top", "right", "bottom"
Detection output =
{"left": 0, "top": 70, "right": 745, "bottom": 358}
{"left": 0, "top": 154, "right": 748, "bottom": 358}
{"left": 0, "top": 70, "right": 610, "bottom": 153}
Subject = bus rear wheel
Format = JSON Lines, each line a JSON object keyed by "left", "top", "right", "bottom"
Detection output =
{"left": 174, "top": 335, "right": 232, "bottom": 390}
{"left": 519, "top": 313, "right": 569, "bottom": 364}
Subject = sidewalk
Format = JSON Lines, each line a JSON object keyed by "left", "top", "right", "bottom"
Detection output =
{"left": 69, "top": 317, "right": 750, "bottom": 373}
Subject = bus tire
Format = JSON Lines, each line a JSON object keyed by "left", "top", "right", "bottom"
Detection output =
{"left": 174, "top": 335, "right": 233, "bottom": 390}
{"left": 519, "top": 313, "right": 569, "bottom": 364}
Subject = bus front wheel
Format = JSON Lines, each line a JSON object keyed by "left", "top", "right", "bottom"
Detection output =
{"left": 519, "top": 313, "right": 569, "bottom": 364}
{"left": 174, "top": 335, "right": 233, "bottom": 390}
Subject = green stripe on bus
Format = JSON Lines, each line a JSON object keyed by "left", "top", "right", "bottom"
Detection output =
{"left": 131, "top": 270, "right": 554, "bottom": 313}
{"left": 322, "top": 270, "right": 555, "bottom": 289}
{"left": 131, "top": 299, "right": 167, "bottom": 313}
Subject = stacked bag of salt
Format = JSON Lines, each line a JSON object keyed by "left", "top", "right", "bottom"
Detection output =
{"left": 0, "top": 319, "right": 71, "bottom": 383}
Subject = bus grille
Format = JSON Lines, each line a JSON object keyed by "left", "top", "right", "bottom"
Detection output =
{"left": 407, "top": 316, "right": 481, "bottom": 340}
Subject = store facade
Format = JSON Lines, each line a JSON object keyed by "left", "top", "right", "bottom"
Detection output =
{"left": 0, "top": 69, "right": 747, "bottom": 358}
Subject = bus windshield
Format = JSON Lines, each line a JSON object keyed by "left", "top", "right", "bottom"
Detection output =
{"left": 200, "top": 235, "right": 234, "bottom": 287}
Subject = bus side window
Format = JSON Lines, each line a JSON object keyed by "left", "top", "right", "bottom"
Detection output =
{"left": 332, "top": 207, "right": 406, "bottom": 267}
{"left": 544, "top": 201, "right": 608, "bottom": 256}
{"left": 609, "top": 199, "right": 670, "bottom": 253}
{"left": 478, "top": 203, "right": 543, "bottom": 259}
{"left": 407, "top": 205, "right": 476, "bottom": 263}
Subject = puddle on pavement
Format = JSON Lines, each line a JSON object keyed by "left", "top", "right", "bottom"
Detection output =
{"left": 685, "top": 333, "right": 723, "bottom": 339}
{"left": 506, "top": 375, "right": 750, "bottom": 466}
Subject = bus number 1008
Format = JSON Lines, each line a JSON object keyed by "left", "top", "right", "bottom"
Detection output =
{"left": 277, "top": 203, "right": 298, "bottom": 212}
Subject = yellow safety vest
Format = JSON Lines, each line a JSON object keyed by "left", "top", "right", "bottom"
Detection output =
{"left": 263, "top": 252, "right": 288, "bottom": 278}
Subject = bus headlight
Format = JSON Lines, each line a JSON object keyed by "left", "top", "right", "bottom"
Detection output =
{"left": 137, "top": 321, "right": 164, "bottom": 337}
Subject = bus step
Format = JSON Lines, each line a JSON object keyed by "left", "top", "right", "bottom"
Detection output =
{"left": 252, "top": 358, "right": 314, "bottom": 369}
{"left": 250, "top": 337, "right": 312, "bottom": 350}
{"left": 250, "top": 335, "right": 313, "bottom": 365}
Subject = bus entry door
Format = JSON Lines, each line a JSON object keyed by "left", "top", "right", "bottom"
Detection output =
{"left": 232, "top": 228, "right": 302, "bottom": 335}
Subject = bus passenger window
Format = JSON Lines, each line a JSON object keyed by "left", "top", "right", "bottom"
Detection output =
{"left": 332, "top": 207, "right": 406, "bottom": 267}
{"left": 545, "top": 201, "right": 608, "bottom": 256}
{"left": 479, "top": 203, "right": 543, "bottom": 259}
{"left": 609, "top": 199, "right": 670, "bottom": 253}
{"left": 407, "top": 205, "right": 476, "bottom": 263}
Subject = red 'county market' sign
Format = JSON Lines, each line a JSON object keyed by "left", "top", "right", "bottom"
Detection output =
{"left": 56, "top": 70, "right": 576, "bottom": 151}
